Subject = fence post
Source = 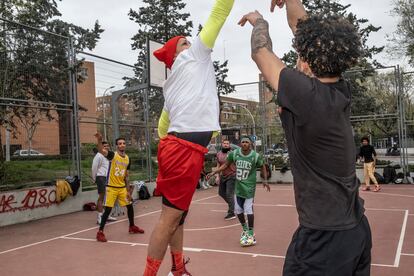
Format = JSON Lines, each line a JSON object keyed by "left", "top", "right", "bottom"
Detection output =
{"left": 145, "top": 38, "right": 153, "bottom": 182}
{"left": 69, "top": 37, "right": 82, "bottom": 185}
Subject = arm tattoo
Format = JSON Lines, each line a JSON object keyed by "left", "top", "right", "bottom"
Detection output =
{"left": 251, "top": 18, "right": 273, "bottom": 54}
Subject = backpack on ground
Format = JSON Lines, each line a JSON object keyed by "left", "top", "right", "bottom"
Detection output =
{"left": 395, "top": 172, "right": 404, "bottom": 184}
{"left": 138, "top": 183, "right": 151, "bottom": 200}
{"left": 372, "top": 172, "right": 385, "bottom": 184}
{"left": 383, "top": 166, "right": 397, "bottom": 184}
{"left": 65, "top": 175, "right": 80, "bottom": 196}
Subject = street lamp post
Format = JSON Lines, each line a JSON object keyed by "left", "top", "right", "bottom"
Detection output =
{"left": 102, "top": 86, "right": 115, "bottom": 141}
{"left": 238, "top": 105, "right": 256, "bottom": 151}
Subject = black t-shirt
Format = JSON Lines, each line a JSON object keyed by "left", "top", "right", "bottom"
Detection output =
{"left": 359, "top": 145, "right": 376, "bottom": 163}
{"left": 277, "top": 68, "right": 364, "bottom": 231}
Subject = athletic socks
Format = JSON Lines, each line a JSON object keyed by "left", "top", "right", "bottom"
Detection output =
{"left": 99, "top": 207, "right": 112, "bottom": 231}
{"left": 143, "top": 256, "right": 162, "bottom": 276}
{"left": 126, "top": 204, "right": 134, "bottom": 227}
{"left": 248, "top": 229, "right": 254, "bottom": 236}
{"left": 171, "top": 250, "right": 184, "bottom": 272}
{"left": 241, "top": 223, "right": 248, "bottom": 232}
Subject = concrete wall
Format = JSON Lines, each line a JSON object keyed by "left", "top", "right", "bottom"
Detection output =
{"left": 0, "top": 181, "right": 158, "bottom": 227}
{"left": 0, "top": 186, "right": 97, "bottom": 227}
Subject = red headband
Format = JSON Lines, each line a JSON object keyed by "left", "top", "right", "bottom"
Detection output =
{"left": 153, "top": 36, "right": 186, "bottom": 69}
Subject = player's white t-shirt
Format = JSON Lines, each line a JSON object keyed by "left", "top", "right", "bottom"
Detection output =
{"left": 163, "top": 36, "right": 221, "bottom": 133}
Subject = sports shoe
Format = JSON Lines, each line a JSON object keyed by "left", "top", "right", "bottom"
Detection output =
{"left": 242, "top": 234, "right": 256, "bottom": 247}
{"left": 247, "top": 234, "right": 257, "bottom": 246}
{"left": 96, "top": 230, "right": 107, "bottom": 242}
{"left": 96, "top": 213, "right": 102, "bottom": 225}
{"left": 240, "top": 230, "right": 248, "bottom": 246}
{"left": 224, "top": 213, "right": 236, "bottom": 220}
{"left": 129, "top": 225, "right": 145, "bottom": 234}
{"left": 107, "top": 215, "right": 117, "bottom": 222}
{"left": 168, "top": 258, "right": 192, "bottom": 276}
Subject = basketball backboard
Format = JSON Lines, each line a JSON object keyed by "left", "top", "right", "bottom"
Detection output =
{"left": 148, "top": 39, "right": 168, "bottom": 88}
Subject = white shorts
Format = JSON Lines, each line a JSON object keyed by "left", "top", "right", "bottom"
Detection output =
{"left": 234, "top": 195, "right": 254, "bottom": 215}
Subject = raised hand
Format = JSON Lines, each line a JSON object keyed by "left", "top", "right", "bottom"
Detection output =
{"left": 238, "top": 10, "right": 264, "bottom": 27}
{"left": 94, "top": 132, "right": 103, "bottom": 141}
{"left": 271, "top": 0, "right": 285, "bottom": 12}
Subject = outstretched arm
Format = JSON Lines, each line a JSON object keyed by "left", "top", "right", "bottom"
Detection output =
{"left": 239, "top": 11, "right": 285, "bottom": 91}
{"left": 206, "top": 160, "right": 232, "bottom": 180}
{"left": 94, "top": 133, "right": 109, "bottom": 157}
{"left": 199, "top": 0, "right": 235, "bottom": 49}
{"left": 284, "top": 0, "right": 307, "bottom": 34}
{"left": 158, "top": 109, "right": 170, "bottom": 139}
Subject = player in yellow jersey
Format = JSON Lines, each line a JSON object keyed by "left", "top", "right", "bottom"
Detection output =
{"left": 94, "top": 133, "right": 144, "bottom": 242}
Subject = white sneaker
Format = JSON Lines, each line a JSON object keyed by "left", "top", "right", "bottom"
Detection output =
{"left": 167, "top": 272, "right": 191, "bottom": 276}
{"left": 96, "top": 213, "right": 102, "bottom": 225}
{"left": 107, "top": 215, "right": 117, "bottom": 222}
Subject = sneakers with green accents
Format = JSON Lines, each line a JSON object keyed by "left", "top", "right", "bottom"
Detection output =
{"left": 241, "top": 233, "right": 256, "bottom": 247}
{"left": 240, "top": 230, "right": 249, "bottom": 246}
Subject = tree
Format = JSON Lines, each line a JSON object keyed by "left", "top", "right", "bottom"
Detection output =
{"left": 17, "top": 107, "right": 54, "bottom": 155}
{"left": 128, "top": 1, "right": 235, "bottom": 123}
{"left": 0, "top": 0, "right": 103, "bottom": 166}
{"left": 389, "top": 0, "right": 414, "bottom": 66}
{"left": 280, "top": 0, "right": 384, "bottom": 117}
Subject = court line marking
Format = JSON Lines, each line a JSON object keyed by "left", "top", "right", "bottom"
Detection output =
{"left": 195, "top": 202, "right": 295, "bottom": 208}
{"left": 210, "top": 209, "right": 226, "bottom": 213}
{"left": 394, "top": 210, "right": 409, "bottom": 267}
{"left": 184, "top": 223, "right": 239, "bottom": 232}
{"left": 196, "top": 202, "right": 408, "bottom": 212}
{"left": 401, "top": 253, "right": 414, "bottom": 257}
{"left": 59, "top": 236, "right": 396, "bottom": 267}
{"left": 371, "top": 263, "right": 397, "bottom": 267}
{"left": 62, "top": 236, "right": 149, "bottom": 247}
{"left": 0, "top": 194, "right": 218, "bottom": 255}
{"left": 368, "top": 192, "right": 414, "bottom": 198}
{"left": 59, "top": 236, "right": 284, "bottom": 259}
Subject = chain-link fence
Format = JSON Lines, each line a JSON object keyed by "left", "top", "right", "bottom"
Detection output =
{"left": 76, "top": 52, "right": 158, "bottom": 190}
{"left": 2, "top": 17, "right": 414, "bottom": 192}
{"left": 0, "top": 17, "right": 80, "bottom": 192}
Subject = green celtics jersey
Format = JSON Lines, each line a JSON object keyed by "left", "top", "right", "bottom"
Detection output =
{"left": 227, "top": 148, "right": 264, "bottom": 198}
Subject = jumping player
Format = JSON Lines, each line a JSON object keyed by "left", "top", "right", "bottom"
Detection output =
{"left": 94, "top": 133, "right": 144, "bottom": 242}
{"left": 143, "top": 0, "right": 235, "bottom": 275}
{"left": 208, "top": 136, "right": 270, "bottom": 247}
{"left": 239, "top": 0, "right": 371, "bottom": 275}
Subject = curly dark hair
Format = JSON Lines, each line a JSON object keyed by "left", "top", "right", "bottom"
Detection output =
{"left": 293, "top": 14, "right": 362, "bottom": 78}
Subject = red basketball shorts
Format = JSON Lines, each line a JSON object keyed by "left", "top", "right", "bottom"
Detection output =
{"left": 156, "top": 135, "right": 208, "bottom": 211}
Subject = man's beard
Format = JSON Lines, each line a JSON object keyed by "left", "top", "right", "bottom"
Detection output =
{"left": 221, "top": 148, "right": 231, "bottom": 153}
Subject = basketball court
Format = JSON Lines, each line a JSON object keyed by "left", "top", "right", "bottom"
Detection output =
{"left": 1, "top": 184, "right": 414, "bottom": 275}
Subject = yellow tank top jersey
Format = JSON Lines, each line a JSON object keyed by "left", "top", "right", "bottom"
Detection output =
{"left": 107, "top": 152, "right": 130, "bottom": 188}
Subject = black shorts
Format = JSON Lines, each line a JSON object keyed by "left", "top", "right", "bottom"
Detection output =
{"left": 162, "top": 196, "right": 188, "bottom": 226}
{"left": 95, "top": 176, "right": 107, "bottom": 194}
{"left": 283, "top": 216, "right": 372, "bottom": 276}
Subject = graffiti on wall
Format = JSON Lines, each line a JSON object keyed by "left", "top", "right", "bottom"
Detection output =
{"left": 0, "top": 188, "right": 57, "bottom": 213}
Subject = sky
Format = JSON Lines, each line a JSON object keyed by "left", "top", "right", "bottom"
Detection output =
{"left": 57, "top": 0, "right": 408, "bottom": 99}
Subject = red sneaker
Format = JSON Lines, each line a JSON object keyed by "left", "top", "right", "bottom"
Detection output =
{"left": 129, "top": 225, "right": 144, "bottom": 234}
{"left": 168, "top": 258, "right": 192, "bottom": 276}
{"left": 96, "top": 230, "right": 107, "bottom": 242}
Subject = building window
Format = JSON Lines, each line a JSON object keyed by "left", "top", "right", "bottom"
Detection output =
{"left": 79, "top": 68, "right": 88, "bottom": 80}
